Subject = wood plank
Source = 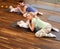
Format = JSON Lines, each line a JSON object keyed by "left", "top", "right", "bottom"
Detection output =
{"left": 0, "top": 2, "right": 60, "bottom": 49}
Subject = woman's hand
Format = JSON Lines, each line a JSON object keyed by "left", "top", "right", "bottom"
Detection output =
{"left": 26, "top": 20, "right": 29, "bottom": 25}
{"left": 28, "top": 20, "right": 35, "bottom": 31}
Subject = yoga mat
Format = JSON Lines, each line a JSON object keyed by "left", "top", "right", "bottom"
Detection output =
{"left": 51, "top": 31, "right": 60, "bottom": 41}
{"left": 48, "top": 16, "right": 60, "bottom": 23}
{"left": 11, "top": 21, "right": 60, "bottom": 41}
{"left": 31, "top": 4, "right": 60, "bottom": 12}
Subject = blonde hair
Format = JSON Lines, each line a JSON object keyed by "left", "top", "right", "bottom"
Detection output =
{"left": 26, "top": 12, "right": 35, "bottom": 17}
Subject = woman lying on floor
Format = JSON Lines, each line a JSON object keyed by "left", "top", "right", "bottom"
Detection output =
{"left": 9, "top": 0, "right": 43, "bottom": 17}
{"left": 17, "top": 12, "right": 59, "bottom": 38}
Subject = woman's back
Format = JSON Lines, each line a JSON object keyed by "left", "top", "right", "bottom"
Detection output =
{"left": 32, "top": 17, "right": 49, "bottom": 29}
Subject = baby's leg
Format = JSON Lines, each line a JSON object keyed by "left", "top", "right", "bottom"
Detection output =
{"left": 9, "top": 6, "right": 15, "bottom": 12}
{"left": 9, "top": 6, "right": 20, "bottom": 13}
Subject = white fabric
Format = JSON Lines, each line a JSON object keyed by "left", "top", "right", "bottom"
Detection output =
{"left": 17, "top": 20, "right": 28, "bottom": 28}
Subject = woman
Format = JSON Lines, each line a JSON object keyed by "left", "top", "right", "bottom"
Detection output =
{"left": 25, "top": 12, "right": 59, "bottom": 38}
{"left": 9, "top": 0, "right": 43, "bottom": 16}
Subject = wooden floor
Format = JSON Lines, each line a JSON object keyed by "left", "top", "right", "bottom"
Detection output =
{"left": 0, "top": 2, "right": 60, "bottom": 49}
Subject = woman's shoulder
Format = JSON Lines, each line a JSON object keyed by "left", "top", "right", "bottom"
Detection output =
{"left": 32, "top": 17, "right": 37, "bottom": 22}
{"left": 35, "top": 16, "right": 40, "bottom": 19}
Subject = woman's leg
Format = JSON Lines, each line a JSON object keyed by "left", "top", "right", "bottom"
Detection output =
{"left": 35, "top": 24, "right": 56, "bottom": 37}
{"left": 34, "top": 12, "right": 43, "bottom": 16}
{"left": 52, "top": 27, "right": 59, "bottom": 32}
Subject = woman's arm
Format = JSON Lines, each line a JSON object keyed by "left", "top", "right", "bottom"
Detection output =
{"left": 22, "top": 6, "right": 27, "bottom": 14}
{"left": 17, "top": 6, "right": 27, "bottom": 14}
{"left": 28, "top": 20, "right": 35, "bottom": 31}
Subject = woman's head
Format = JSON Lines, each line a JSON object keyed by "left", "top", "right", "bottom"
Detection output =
{"left": 26, "top": 12, "right": 35, "bottom": 20}
{"left": 18, "top": 0, "right": 25, "bottom": 7}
